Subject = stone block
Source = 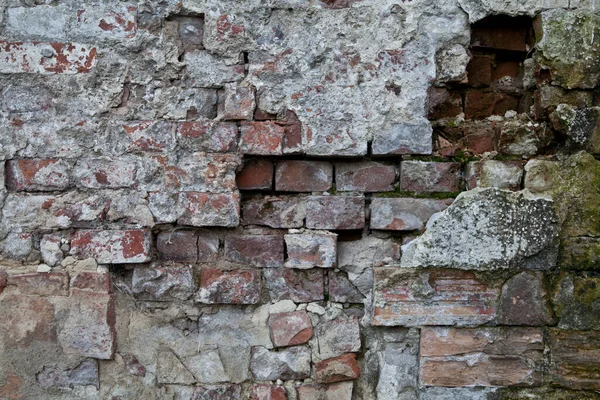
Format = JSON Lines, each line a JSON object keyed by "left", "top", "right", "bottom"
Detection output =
{"left": 225, "top": 235, "right": 284, "bottom": 268}
{"left": 237, "top": 159, "right": 274, "bottom": 190}
{"left": 70, "top": 229, "right": 151, "bottom": 264}
{"left": 275, "top": 161, "right": 333, "bottom": 192}
{"left": 132, "top": 266, "right": 195, "bottom": 301}
{"left": 284, "top": 232, "right": 337, "bottom": 269}
{"left": 242, "top": 196, "right": 306, "bottom": 228}
{"left": 264, "top": 268, "right": 324, "bottom": 302}
{"left": 198, "top": 269, "right": 261, "bottom": 304}
{"left": 370, "top": 198, "right": 452, "bottom": 231}
{"left": 305, "top": 196, "right": 365, "bottom": 230}
{"left": 335, "top": 162, "right": 396, "bottom": 192}
{"left": 400, "top": 161, "right": 461, "bottom": 192}
{"left": 178, "top": 191, "right": 240, "bottom": 227}
{"left": 315, "top": 354, "right": 360, "bottom": 383}
{"left": 5, "top": 159, "right": 72, "bottom": 191}
{"left": 315, "top": 318, "right": 361, "bottom": 359}
{"left": 268, "top": 311, "right": 313, "bottom": 347}
{"left": 250, "top": 346, "right": 311, "bottom": 380}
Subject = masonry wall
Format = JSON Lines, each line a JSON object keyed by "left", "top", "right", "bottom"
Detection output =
{"left": 1, "top": 0, "right": 600, "bottom": 399}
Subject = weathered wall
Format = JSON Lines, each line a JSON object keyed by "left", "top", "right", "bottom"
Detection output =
{"left": 1, "top": 0, "right": 600, "bottom": 399}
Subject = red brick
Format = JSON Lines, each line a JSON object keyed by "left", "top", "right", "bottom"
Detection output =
{"left": 71, "top": 271, "right": 111, "bottom": 293}
{"left": 420, "top": 327, "right": 544, "bottom": 387}
{"left": 8, "top": 271, "right": 69, "bottom": 296}
{"left": 59, "top": 290, "right": 116, "bottom": 359}
{"left": 5, "top": 159, "right": 72, "bottom": 191}
{"left": 372, "top": 268, "right": 499, "bottom": 326}
{"left": 242, "top": 195, "right": 306, "bottom": 228}
{"left": 550, "top": 330, "right": 600, "bottom": 391}
{"left": 328, "top": 271, "right": 364, "bottom": 303}
{"left": 400, "top": 161, "right": 461, "bottom": 193}
{"left": 296, "top": 382, "right": 353, "bottom": 400}
{"left": 224, "top": 235, "right": 284, "bottom": 268}
{"left": 74, "top": 158, "right": 137, "bottom": 189}
{"left": 1, "top": 293, "right": 56, "bottom": 348}
{"left": 120, "top": 121, "right": 176, "bottom": 153}
{"left": 466, "top": 55, "right": 492, "bottom": 87}
{"left": 169, "top": 153, "right": 238, "bottom": 193}
{"left": 157, "top": 231, "right": 200, "bottom": 263}
{"left": 70, "top": 229, "right": 152, "bottom": 264}
{"left": 370, "top": 198, "right": 453, "bottom": 231}
{"left": 315, "top": 354, "right": 360, "bottom": 383}
{"left": 240, "top": 122, "right": 285, "bottom": 155}
{"left": 269, "top": 311, "right": 313, "bottom": 347}
{"left": 335, "top": 162, "right": 396, "bottom": 192}
{"left": 177, "top": 121, "right": 238, "bottom": 152}
{"left": 492, "top": 59, "right": 522, "bottom": 81}
{"left": 465, "top": 91, "right": 519, "bottom": 119}
{"left": 251, "top": 384, "right": 287, "bottom": 400}
{"left": 223, "top": 85, "right": 256, "bottom": 120}
{"left": 237, "top": 158, "right": 274, "bottom": 190}
{"left": 197, "top": 269, "right": 261, "bottom": 304}
{"left": 264, "top": 268, "right": 324, "bottom": 302}
{"left": 281, "top": 110, "right": 303, "bottom": 154}
{"left": 275, "top": 160, "right": 333, "bottom": 192}
{"left": 198, "top": 233, "right": 220, "bottom": 262}
{"left": 427, "top": 87, "right": 463, "bottom": 119}
{"left": 0, "top": 41, "right": 97, "bottom": 74}
{"left": 177, "top": 191, "right": 240, "bottom": 227}
{"left": 464, "top": 131, "right": 495, "bottom": 154}
{"left": 471, "top": 18, "right": 529, "bottom": 52}
{"left": 305, "top": 196, "right": 365, "bottom": 230}
{"left": 284, "top": 232, "right": 337, "bottom": 269}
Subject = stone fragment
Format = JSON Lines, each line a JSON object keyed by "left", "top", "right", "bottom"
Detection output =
{"left": 240, "top": 122, "right": 285, "bottom": 155}
{"left": 428, "top": 87, "right": 464, "bottom": 119}
{"left": 178, "top": 191, "right": 240, "bottom": 227}
{"left": 315, "top": 318, "right": 361, "bottom": 359}
{"left": 305, "top": 196, "right": 365, "bottom": 230}
{"left": 335, "top": 162, "right": 396, "bottom": 192}
{"left": 268, "top": 311, "right": 313, "bottom": 347}
{"left": 535, "top": 10, "right": 600, "bottom": 89}
{"left": 374, "top": 328, "right": 420, "bottom": 400}
{"left": 370, "top": 198, "right": 452, "bottom": 231}
{"left": 550, "top": 329, "right": 600, "bottom": 390}
{"left": 494, "top": 387, "right": 600, "bottom": 400}
{"left": 70, "top": 229, "right": 151, "bottom": 264}
{"left": 553, "top": 273, "right": 600, "bottom": 330}
{"left": 37, "top": 359, "right": 99, "bottom": 390}
{"left": 315, "top": 354, "right": 360, "bottom": 383}
{"left": 401, "top": 188, "right": 559, "bottom": 270}
{"left": 192, "top": 385, "right": 242, "bottom": 400}
{"left": 296, "top": 382, "right": 353, "bottom": 400}
{"left": 224, "top": 235, "right": 284, "bottom": 268}
{"left": 250, "top": 346, "right": 311, "bottom": 380}
{"left": 74, "top": 158, "right": 137, "bottom": 189}
{"left": 400, "top": 161, "right": 461, "bottom": 192}
{"left": 198, "top": 269, "right": 261, "bottom": 304}
{"left": 132, "top": 266, "right": 195, "bottom": 301}
{"left": 177, "top": 121, "right": 238, "bottom": 153}
{"left": 372, "top": 120, "right": 433, "bottom": 155}
{"left": 284, "top": 232, "right": 337, "bottom": 269}
{"left": 498, "top": 271, "right": 555, "bottom": 326}
{"left": 372, "top": 268, "right": 499, "bottom": 326}
{"left": 156, "top": 231, "right": 199, "bottom": 263}
{"left": 251, "top": 384, "right": 287, "bottom": 400}
{"left": 118, "top": 121, "right": 176, "bottom": 153}
{"left": 71, "top": 271, "right": 110, "bottom": 293}
{"left": 40, "top": 233, "right": 63, "bottom": 267}
{"left": 58, "top": 290, "right": 115, "bottom": 359}
{"left": 275, "top": 161, "right": 333, "bottom": 192}
{"left": 120, "top": 353, "right": 147, "bottom": 377}
{"left": 328, "top": 271, "right": 365, "bottom": 303}
{"left": 186, "top": 349, "right": 229, "bottom": 383}
{"left": 1, "top": 293, "right": 56, "bottom": 347}
{"left": 168, "top": 153, "right": 238, "bottom": 193}
{"left": 237, "top": 159, "right": 274, "bottom": 190}
{"left": 550, "top": 104, "right": 600, "bottom": 155}
{"left": 5, "top": 159, "right": 72, "bottom": 191}
{"left": 420, "top": 327, "right": 544, "bottom": 387}
{"left": 7, "top": 271, "right": 69, "bottom": 296}
{"left": 157, "top": 350, "right": 195, "bottom": 384}
{"left": 466, "top": 160, "right": 523, "bottom": 191}
{"left": 184, "top": 50, "right": 245, "bottom": 87}
{"left": 498, "top": 120, "right": 551, "bottom": 157}
{"left": 337, "top": 237, "right": 400, "bottom": 270}
{"left": 264, "top": 268, "right": 324, "bottom": 302}
{"left": 223, "top": 85, "right": 256, "bottom": 120}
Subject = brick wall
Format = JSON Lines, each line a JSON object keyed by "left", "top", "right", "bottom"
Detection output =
{"left": 1, "top": 1, "right": 600, "bottom": 399}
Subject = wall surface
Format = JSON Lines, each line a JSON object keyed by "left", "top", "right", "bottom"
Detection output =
{"left": 1, "top": 0, "right": 600, "bottom": 399}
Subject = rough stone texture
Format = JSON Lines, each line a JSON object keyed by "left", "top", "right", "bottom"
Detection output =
{"left": 400, "top": 161, "right": 461, "bottom": 192}
{"left": 264, "top": 268, "right": 324, "bottom": 303}
{"left": 275, "top": 160, "right": 333, "bottom": 192}
{"left": 197, "top": 269, "right": 261, "bottom": 304}
{"left": 466, "top": 160, "right": 524, "bottom": 191}
{"left": 250, "top": 346, "right": 311, "bottom": 381}
{"left": 401, "top": 188, "right": 559, "bottom": 270}
{"left": 550, "top": 329, "right": 600, "bottom": 391}
{"left": 70, "top": 229, "right": 152, "bottom": 264}
{"left": 315, "top": 354, "right": 360, "bottom": 383}
{"left": 132, "top": 266, "right": 195, "bottom": 301}
{"left": 498, "top": 271, "right": 555, "bottom": 326}
{"left": 296, "top": 382, "right": 354, "bottom": 400}
{"left": 242, "top": 196, "right": 306, "bottom": 228}
{"left": 420, "top": 327, "right": 544, "bottom": 387}
{"left": 373, "top": 268, "right": 499, "bottom": 327}
{"left": 251, "top": 384, "right": 287, "bottom": 400}
{"left": 370, "top": 198, "right": 452, "bottom": 231}
{"left": 315, "top": 318, "right": 361, "bottom": 359}
{"left": 553, "top": 273, "right": 600, "bottom": 330}
{"left": 335, "top": 162, "right": 396, "bottom": 192}
{"left": 284, "top": 232, "right": 337, "bottom": 269}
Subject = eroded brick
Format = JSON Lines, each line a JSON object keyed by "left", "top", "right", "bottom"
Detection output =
{"left": 223, "top": 85, "right": 256, "bottom": 120}
{"left": 240, "top": 122, "right": 285, "bottom": 155}
{"left": 370, "top": 198, "right": 453, "bottom": 231}
{"left": 251, "top": 384, "right": 287, "bottom": 400}
{"left": 70, "top": 229, "right": 151, "bottom": 264}
{"left": 315, "top": 354, "right": 360, "bottom": 383}
{"left": 335, "top": 162, "right": 396, "bottom": 192}
{"left": 74, "top": 158, "right": 137, "bottom": 189}
{"left": 275, "top": 161, "right": 333, "bottom": 192}
{"left": 178, "top": 191, "right": 240, "bottom": 227}
{"left": 156, "top": 231, "right": 200, "bottom": 263}
{"left": 237, "top": 158, "right": 274, "bottom": 190}
{"left": 198, "top": 269, "right": 261, "bottom": 304}
{"left": 372, "top": 268, "right": 499, "bottom": 326}
{"left": 5, "top": 159, "right": 72, "bottom": 191}
{"left": 296, "top": 382, "right": 353, "bottom": 400}
{"left": 550, "top": 329, "right": 600, "bottom": 391}
{"left": 0, "top": 41, "right": 97, "bottom": 74}
{"left": 305, "top": 196, "right": 365, "bottom": 230}
{"left": 177, "top": 121, "right": 238, "bottom": 153}
{"left": 250, "top": 346, "right": 311, "bottom": 380}
{"left": 225, "top": 235, "right": 284, "bottom": 268}
{"left": 264, "top": 268, "right": 324, "bottom": 302}
{"left": 268, "top": 311, "right": 313, "bottom": 347}
{"left": 242, "top": 196, "right": 306, "bottom": 228}
{"left": 400, "top": 161, "right": 461, "bottom": 192}
{"left": 132, "top": 266, "right": 195, "bottom": 301}
{"left": 284, "top": 232, "right": 337, "bottom": 269}
{"left": 8, "top": 271, "right": 69, "bottom": 296}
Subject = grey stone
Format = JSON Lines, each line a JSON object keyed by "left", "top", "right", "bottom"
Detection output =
{"left": 250, "top": 346, "right": 311, "bottom": 381}
{"left": 132, "top": 266, "right": 195, "bottom": 301}
{"left": 315, "top": 318, "right": 361, "bottom": 360}
{"left": 37, "top": 359, "right": 99, "bottom": 390}
{"left": 401, "top": 188, "right": 559, "bottom": 270}
{"left": 372, "top": 120, "right": 433, "bottom": 155}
